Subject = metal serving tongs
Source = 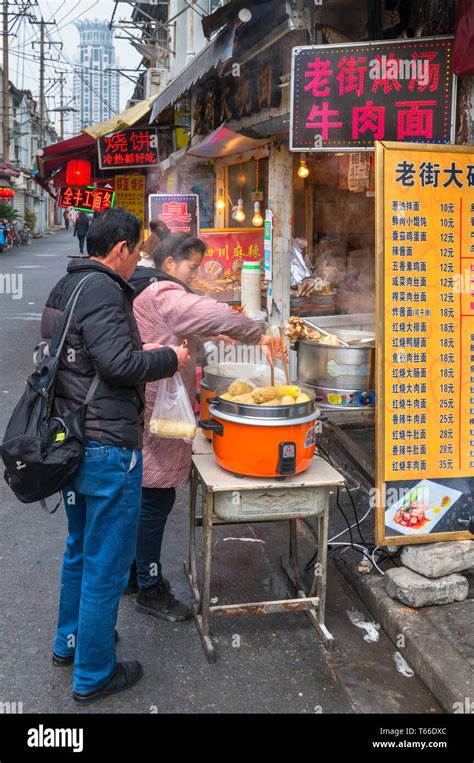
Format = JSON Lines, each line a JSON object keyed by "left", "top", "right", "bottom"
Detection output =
{"left": 268, "top": 325, "right": 291, "bottom": 386}
{"left": 302, "top": 318, "right": 351, "bottom": 348}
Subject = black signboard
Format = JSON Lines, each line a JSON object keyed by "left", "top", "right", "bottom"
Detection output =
{"left": 290, "top": 36, "right": 455, "bottom": 151}
{"left": 98, "top": 128, "right": 159, "bottom": 169}
{"left": 194, "top": 55, "right": 282, "bottom": 135}
{"left": 148, "top": 194, "right": 199, "bottom": 236}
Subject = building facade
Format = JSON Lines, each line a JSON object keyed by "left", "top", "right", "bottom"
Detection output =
{"left": 73, "top": 20, "right": 120, "bottom": 133}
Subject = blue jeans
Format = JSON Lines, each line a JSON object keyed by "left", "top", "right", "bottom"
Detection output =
{"left": 54, "top": 441, "right": 143, "bottom": 694}
{"left": 136, "top": 487, "right": 176, "bottom": 589}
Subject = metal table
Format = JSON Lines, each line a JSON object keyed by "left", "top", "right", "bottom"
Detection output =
{"left": 184, "top": 453, "right": 345, "bottom": 662}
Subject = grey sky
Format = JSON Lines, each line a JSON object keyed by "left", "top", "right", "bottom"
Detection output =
{"left": 8, "top": 1, "right": 143, "bottom": 138}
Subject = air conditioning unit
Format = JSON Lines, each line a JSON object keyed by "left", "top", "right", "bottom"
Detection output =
{"left": 145, "top": 67, "right": 168, "bottom": 98}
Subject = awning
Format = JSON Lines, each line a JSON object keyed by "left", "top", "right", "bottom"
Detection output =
{"left": 150, "top": 24, "right": 236, "bottom": 123}
{"left": 186, "top": 124, "right": 269, "bottom": 159}
{"left": 82, "top": 96, "right": 157, "bottom": 139}
{"left": 38, "top": 133, "right": 97, "bottom": 180}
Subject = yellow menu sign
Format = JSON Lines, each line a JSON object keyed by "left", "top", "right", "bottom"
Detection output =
{"left": 114, "top": 174, "right": 146, "bottom": 226}
{"left": 375, "top": 141, "right": 474, "bottom": 546}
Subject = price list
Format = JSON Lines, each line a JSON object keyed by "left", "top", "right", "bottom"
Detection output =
{"left": 380, "top": 146, "right": 474, "bottom": 482}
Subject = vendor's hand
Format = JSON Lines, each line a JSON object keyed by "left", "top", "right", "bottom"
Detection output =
{"left": 259, "top": 334, "right": 288, "bottom": 367}
{"left": 213, "top": 334, "right": 236, "bottom": 345}
{"left": 170, "top": 342, "right": 190, "bottom": 370}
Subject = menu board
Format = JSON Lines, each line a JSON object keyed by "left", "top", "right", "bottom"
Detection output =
{"left": 375, "top": 141, "right": 474, "bottom": 545}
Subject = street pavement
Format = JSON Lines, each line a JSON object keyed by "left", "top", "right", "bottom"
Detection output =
{"left": 0, "top": 230, "right": 441, "bottom": 714}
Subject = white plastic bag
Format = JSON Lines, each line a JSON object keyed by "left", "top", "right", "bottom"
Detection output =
{"left": 148, "top": 373, "right": 197, "bottom": 443}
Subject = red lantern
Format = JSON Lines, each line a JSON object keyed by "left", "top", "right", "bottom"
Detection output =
{"left": 66, "top": 159, "right": 91, "bottom": 187}
{"left": 0, "top": 187, "right": 14, "bottom": 198}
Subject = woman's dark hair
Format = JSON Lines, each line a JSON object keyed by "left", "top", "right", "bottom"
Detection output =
{"left": 86, "top": 207, "right": 141, "bottom": 258}
{"left": 141, "top": 231, "right": 160, "bottom": 259}
{"left": 153, "top": 232, "right": 206, "bottom": 270}
{"left": 149, "top": 218, "right": 171, "bottom": 241}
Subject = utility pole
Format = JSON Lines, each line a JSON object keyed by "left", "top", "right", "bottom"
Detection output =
{"left": 2, "top": 0, "right": 9, "bottom": 162}
{"left": 59, "top": 72, "right": 64, "bottom": 141}
{"left": 31, "top": 16, "right": 62, "bottom": 151}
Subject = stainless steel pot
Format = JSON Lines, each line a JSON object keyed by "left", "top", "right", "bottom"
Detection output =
{"left": 296, "top": 330, "right": 375, "bottom": 391}
{"left": 202, "top": 363, "right": 284, "bottom": 390}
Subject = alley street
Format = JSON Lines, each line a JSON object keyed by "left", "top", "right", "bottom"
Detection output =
{"left": 0, "top": 231, "right": 441, "bottom": 714}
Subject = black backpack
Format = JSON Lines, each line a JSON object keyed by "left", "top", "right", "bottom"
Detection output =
{"left": 1, "top": 273, "right": 100, "bottom": 511}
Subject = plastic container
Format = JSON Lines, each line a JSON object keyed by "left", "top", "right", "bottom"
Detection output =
{"left": 240, "top": 261, "right": 262, "bottom": 317}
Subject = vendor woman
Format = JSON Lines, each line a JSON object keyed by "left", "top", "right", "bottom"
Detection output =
{"left": 131, "top": 232, "right": 280, "bottom": 621}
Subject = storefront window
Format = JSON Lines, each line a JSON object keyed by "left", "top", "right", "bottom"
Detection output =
{"left": 293, "top": 152, "right": 375, "bottom": 317}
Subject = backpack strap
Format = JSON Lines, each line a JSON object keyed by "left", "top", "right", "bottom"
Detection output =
{"left": 40, "top": 495, "right": 62, "bottom": 515}
{"left": 49, "top": 272, "right": 98, "bottom": 359}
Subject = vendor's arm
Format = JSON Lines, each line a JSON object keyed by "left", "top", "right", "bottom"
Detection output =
{"left": 160, "top": 287, "right": 262, "bottom": 344}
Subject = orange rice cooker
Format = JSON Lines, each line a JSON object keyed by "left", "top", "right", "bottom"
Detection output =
{"left": 199, "top": 392, "right": 319, "bottom": 478}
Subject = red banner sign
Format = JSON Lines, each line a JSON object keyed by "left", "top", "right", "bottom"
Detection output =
{"left": 199, "top": 228, "right": 264, "bottom": 278}
{"left": 98, "top": 128, "right": 159, "bottom": 170}
{"left": 57, "top": 186, "right": 115, "bottom": 212}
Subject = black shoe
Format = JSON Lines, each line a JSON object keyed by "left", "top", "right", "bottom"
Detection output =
{"left": 52, "top": 629, "right": 119, "bottom": 666}
{"left": 135, "top": 580, "right": 191, "bottom": 622}
{"left": 72, "top": 661, "right": 143, "bottom": 705}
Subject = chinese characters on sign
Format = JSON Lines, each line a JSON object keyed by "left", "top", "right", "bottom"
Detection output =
{"left": 148, "top": 194, "right": 199, "bottom": 236}
{"left": 199, "top": 228, "right": 264, "bottom": 278}
{"left": 193, "top": 54, "right": 282, "bottom": 135}
{"left": 114, "top": 175, "right": 146, "bottom": 226}
{"left": 57, "top": 186, "right": 115, "bottom": 212}
{"left": 376, "top": 141, "right": 474, "bottom": 545}
{"left": 98, "top": 128, "right": 159, "bottom": 170}
{"left": 291, "top": 38, "right": 455, "bottom": 151}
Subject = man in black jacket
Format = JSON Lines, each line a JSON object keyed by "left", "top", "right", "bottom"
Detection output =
{"left": 40, "top": 207, "right": 189, "bottom": 704}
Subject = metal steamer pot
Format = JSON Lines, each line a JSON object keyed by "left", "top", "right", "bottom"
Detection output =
{"left": 296, "top": 330, "right": 375, "bottom": 391}
{"left": 200, "top": 391, "right": 320, "bottom": 478}
{"left": 200, "top": 363, "right": 286, "bottom": 440}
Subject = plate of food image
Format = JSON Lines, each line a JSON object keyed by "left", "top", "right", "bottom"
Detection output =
{"left": 385, "top": 479, "right": 463, "bottom": 535}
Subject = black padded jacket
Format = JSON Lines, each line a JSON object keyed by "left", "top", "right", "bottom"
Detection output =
{"left": 40, "top": 258, "right": 178, "bottom": 449}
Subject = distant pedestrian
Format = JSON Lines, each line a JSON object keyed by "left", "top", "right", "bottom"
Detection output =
{"left": 73, "top": 212, "right": 90, "bottom": 254}
{"left": 63, "top": 209, "right": 70, "bottom": 231}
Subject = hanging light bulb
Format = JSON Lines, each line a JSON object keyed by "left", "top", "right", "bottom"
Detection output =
{"left": 298, "top": 155, "right": 310, "bottom": 179}
{"left": 252, "top": 201, "right": 263, "bottom": 226}
{"left": 235, "top": 199, "right": 246, "bottom": 222}
{"left": 216, "top": 187, "right": 226, "bottom": 210}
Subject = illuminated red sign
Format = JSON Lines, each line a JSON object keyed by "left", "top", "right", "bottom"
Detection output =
{"left": 290, "top": 37, "right": 455, "bottom": 150}
{"left": 98, "top": 128, "right": 159, "bottom": 170}
{"left": 57, "top": 186, "right": 115, "bottom": 212}
{"left": 148, "top": 194, "right": 199, "bottom": 235}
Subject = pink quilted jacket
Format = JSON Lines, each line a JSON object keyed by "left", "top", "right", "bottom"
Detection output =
{"left": 133, "top": 280, "right": 262, "bottom": 487}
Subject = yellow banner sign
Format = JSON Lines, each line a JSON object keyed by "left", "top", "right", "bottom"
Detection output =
{"left": 114, "top": 174, "right": 146, "bottom": 225}
{"left": 376, "top": 141, "right": 474, "bottom": 545}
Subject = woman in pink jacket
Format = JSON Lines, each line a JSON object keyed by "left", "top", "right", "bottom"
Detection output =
{"left": 131, "top": 233, "right": 274, "bottom": 621}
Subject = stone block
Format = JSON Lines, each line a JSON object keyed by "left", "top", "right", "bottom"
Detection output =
{"left": 401, "top": 541, "right": 474, "bottom": 579}
{"left": 385, "top": 567, "right": 468, "bottom": 608}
